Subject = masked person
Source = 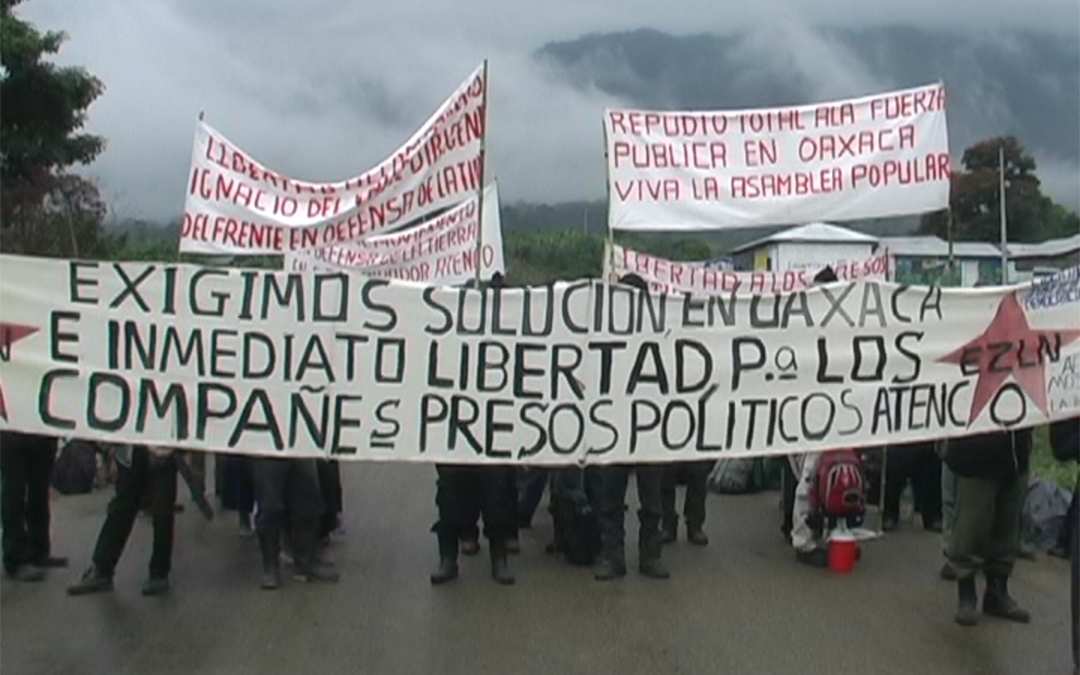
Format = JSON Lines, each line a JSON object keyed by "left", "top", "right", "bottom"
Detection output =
{"left": 430, "top": 274, "right": 516, "bottom": 585}
{"left": 593, "top": 273, "right": 668, "bottom": 581}
{"left": 253, "top": 456, "right": 338, "bottom": 589}
{"left": 68, "top": 444, "right": 177, "bottom": 597}
{"left": 944, "top": 427, "right": 1032, "bottom": 627}
{"left": 1, "top": 431, "right": 66, "bottom": 581}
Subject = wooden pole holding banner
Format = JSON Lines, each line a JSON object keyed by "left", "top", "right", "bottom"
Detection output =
{"left": 602, "top": 115, "right": 615, "bottom": 282}
{"left": 474, "top": 59, "right": 489, "bottom": 287}
{"left": 999, "top": 143, "right": 1009, "bottom": 284}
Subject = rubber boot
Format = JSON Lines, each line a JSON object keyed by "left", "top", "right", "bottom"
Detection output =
{"left": 292, "top": 518, "right": 339, "bottom": 583}
{"left": 489, "top": 539, "right": 515, "bottom": 585}
{"left": 983, "top": 574, "right": 1031, "bottom": 623}
{"left": 955, "top": 577, "right": 979, "bottom": 626}
{"left": 258, "top": 529, "right": 281, "bottom": 590}
{"left": 430, "top": 534, "right": 459, "bottom": 585}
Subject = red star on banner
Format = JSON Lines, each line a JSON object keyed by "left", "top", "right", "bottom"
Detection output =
{"left": 0, "top": 322, "right": 40, "bottom": 421}
{"left": 939, "top": 292, "right": 1080, "bottom": 424}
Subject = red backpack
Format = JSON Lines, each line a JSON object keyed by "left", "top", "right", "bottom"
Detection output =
{"left": 814, "top": 449, "right": 867, "bottom": 518}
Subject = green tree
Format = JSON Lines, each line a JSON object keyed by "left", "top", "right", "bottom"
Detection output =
{"left": 1, "top": 0, "right": 106, "bottom": 257}
{"left": 919, "top": 136, "right": 1054, "bottom": 244}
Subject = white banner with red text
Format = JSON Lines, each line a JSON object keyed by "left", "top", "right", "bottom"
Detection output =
{"left": 606, "top": 243, "right": 891, "bottom": 294}
{"left": 180, "top": 64, "right": 486, "bottom": 254}
{"left": 605, "top": 83, "right": 950, "bottom": 231}
{"left": 0, "top": 256, "right": 1076, "bottom": 463}
{"left": 285, "top": 183, "right": 505, "bottom": 285}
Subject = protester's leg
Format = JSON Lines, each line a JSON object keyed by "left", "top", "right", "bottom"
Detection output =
{"left": 459, "top": 467, "right": 482, "bottom": 553}
{"left": 595, "top": 465, "right": 630, "bottom": 579}
{"left": 1, "top": 436, "right": 31, "bottom": 576}
{"left": 983, "top": 472, "right": 1029, "bottom": 622}
{"left": 883, "top": 447, "right": 911, "bottom": 529}
{"left": 660, "top": 464, "right": 678, "bottom": 542}
{"left": 916, "top": 448, "right": 943, "bottom": 531}
{"left": 481, "top": 467, "right": 516, "bottom": 584}
{"left": 288, "top": 459, "right": 333, "bottom": 581}
{"left": 147, "top": 456, "right": 178, "bottom": 582}
{"left": 636, "top": 465, "right": 668, "bottom": 578}
{"left": 684, "top": 461, "right": 711, "bottom": 545}
{"left": 316, "top": 460, "right": 337, "bottom": 540}
{"left": 948, "top": 475, "right": 996, "bottom": 625}
{"left": 253, "top": 458, "right": 289, "bottom": 589}
{"left": 24, "top": 437, "right": 58, "bottom": 565}
{"left": 432, "top": 465, "right": 466, "bottom": 584}
{"left": 518, "top": 468, "right": 547, "bottom": 528}
{"left": 941, "top": 461, "right": 957, "bottom": 554}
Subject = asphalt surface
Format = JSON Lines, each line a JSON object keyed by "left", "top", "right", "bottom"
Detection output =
{"left": 1, "top": 462, "right": 1075, "bottom": 675}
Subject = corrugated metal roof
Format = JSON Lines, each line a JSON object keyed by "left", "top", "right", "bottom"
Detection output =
{"left": 729, "top": 223, "right": 878, "bottom": 254}
{"left": 878, "top": 236, "right": 1002, "bottom": 258}
{"left": 1006, "top": 233, "right": 1080, "bottom": 259}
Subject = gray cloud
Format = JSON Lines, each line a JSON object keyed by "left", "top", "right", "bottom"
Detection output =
{"left": 18, "top": 0, "right": 1080, "bottom": 220}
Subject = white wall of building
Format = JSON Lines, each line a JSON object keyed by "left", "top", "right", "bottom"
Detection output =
{"left": 772, "top": 242, "right": 877, "bottom": 273}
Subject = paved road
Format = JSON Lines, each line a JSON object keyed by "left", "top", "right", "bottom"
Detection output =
{"left": 1, "top": 463, "right": 1074, "bottom": 675}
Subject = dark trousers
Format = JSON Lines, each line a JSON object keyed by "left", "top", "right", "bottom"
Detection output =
{"left": 884, "top": 442, "right": 942, "bottom": 525}
{"left": 92, "top": 447, "right": 177, "bottom": 579}
{"left": 317, "top": 460, "right": 343, "bottom": 538}
{"left": 517, "top": 468, "right": 548, "bottom": 527}
{"left": 434, "top": 465, "right": 514, "bottom": 542}
{"left": 220, "top": 454, "right": 255, "bottom": 513}
{"left": 596, "top": 464, "right": 663, "bottom": 566}
{"left": 948, "top": 472, "right": 1026, "bottom": 581}
{"left": 253, "top": 458, "right": 325, "bottom": 570}
{"left": 1, "top": 433, "right": 57, "bottom": 573}
{"left": 661, "top": 461, "right": 712, "bottom": 531}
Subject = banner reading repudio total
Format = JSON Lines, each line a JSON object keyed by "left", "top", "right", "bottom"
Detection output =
{"left": 0, "top": 256, "right": 1076, "bottom": 463}
{"left": 605, "top": 83, "right": 950, "bottom": 231}
{"left": 181, "top": 63, "right": 487, "bottom": 255}
{"left": 285, "top": 183, "right": 505, "bottom": 286}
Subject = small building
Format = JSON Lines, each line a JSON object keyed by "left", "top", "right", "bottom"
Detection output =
{"left": 879, "top": 236, "right": 1003, "bottom": 287}
{"left": 1006, "top": 233, "right": 1080, "bottom": 282}
{"left": 729, "top": 222, "right": 878, "bottom": 273}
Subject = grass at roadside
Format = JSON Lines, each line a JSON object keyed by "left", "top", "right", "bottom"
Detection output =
{"left": 1032, "top": 424, "right": 1078, "bottom": 489}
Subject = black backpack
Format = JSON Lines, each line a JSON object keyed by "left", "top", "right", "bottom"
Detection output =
{"left": 51, "top": 440, "right": 99, "bottom": 495}
{"left": 547, "top": 468, "right": 601, "bottom": 566}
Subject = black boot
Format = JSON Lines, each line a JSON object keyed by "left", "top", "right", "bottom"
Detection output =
{"left": 490, "top": 539, "right": 515, "bottom": 585}
{"left": 955, "top": 577, "right": 979, "bottom": 626}
{"left": 291, "top": 518, "right": 339, "bottom": 584}
{"left": 430, "top": 534, "right": 459, "bottom": 585}
{"left": 983, "top": 574, "right": 1030, "bottom": 623}
{"left": 258, "top": 529, "right": 281, "bottom": 590}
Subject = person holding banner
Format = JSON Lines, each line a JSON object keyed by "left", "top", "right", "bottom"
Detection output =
{"left": 1, "top": 431, "right": 66, "bottom": 582}
{"left": 252, "top": 457, "right": 339, "bottom": 589}
{"left": 593, "top": 274, "right": 669, "bottom": 582}
{"left": 430, "top": 276, "right": 517, "bottom": 586}
{"left": 943, "top": 428, "right": 1033, "bottom": 626}
{"left": 67, "top": 444, "right": 177, "bottom": 597}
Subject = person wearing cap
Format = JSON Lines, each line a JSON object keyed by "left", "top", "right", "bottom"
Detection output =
{"left": 592, "top": 273, "right": 668, "bottom": 581}
{"left": 67, "top": 444, "right": 178, "bottom": 597}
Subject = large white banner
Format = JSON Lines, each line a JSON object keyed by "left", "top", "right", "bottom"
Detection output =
{"left": 605, "top": 83, "right": 950, "bottom": 231}
{"left": 180, "top": 64, "right": 486, "bottom": 254}
{"left": 285, "top": 183, "right": 505, "bottom": 286}
{"left": 607, "top": 243, "right": 891, "bottom": 294}
{"left": 1, "top": 256, "right": 1076, "bottom": 463}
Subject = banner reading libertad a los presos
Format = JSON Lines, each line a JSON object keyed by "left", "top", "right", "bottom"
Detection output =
{"left": 1, "top": 256, "right": 1077, "bottom": 463}
{"left": 180, "top": 63, "right": 486, "bottom": 255}
{"left": 285, "top": 183, "right": 505, "bottom": 285}
{"left": 605, "top": 83, "right": 950, "bottom": 231}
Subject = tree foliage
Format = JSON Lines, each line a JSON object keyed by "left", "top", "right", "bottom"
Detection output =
{"left": 1, "top": 0, "right": 106, "bottom": 257}
{"left": 919, "top": 136, "right": 1060, "bottom": 244}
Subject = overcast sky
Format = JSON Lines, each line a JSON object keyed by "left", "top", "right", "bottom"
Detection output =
{"left": 19, "top": 0, "right": 1080, "bottom": 220}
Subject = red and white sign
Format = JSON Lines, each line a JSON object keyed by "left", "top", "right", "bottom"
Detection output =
{"left": 607, "top": 243, "right": 891, "bottom": 294}
{"left": 604, "top": 83, "right": 950, "bottom": 231}
{"left": 180, "top": 64, "right": 486, "bottom": 254}
{"left": 286, "top": 183, "right": 505, "bottom": 286}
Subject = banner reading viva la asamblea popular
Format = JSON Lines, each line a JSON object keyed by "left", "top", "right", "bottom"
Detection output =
{"left": 286, "top": 182, "right": 505, "bottom": 285}
{"left": 181, "top": 63, "right": 486, "bottom": 255}
{"left": 0, "top": 256, "right": 1076, "bottom": 463}
{"left": 605, "top": 83, "right": 950, "bottom": 231}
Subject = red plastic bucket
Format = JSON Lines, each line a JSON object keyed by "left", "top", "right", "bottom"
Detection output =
{"left": 827, "top": 532, "right": 858, "bottom": 574}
